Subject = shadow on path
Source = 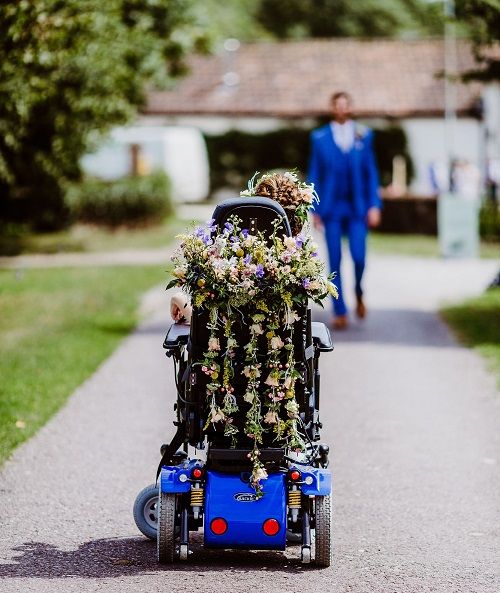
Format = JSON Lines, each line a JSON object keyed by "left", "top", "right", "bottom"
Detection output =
{"left": 313, "top": 307, "right": 460, "bottom": 348}
{"left": 143, "top": 307, "right": 459, "bottom": 349}
{"left": 0, "top": 536, "right": 310, "bottom": 579}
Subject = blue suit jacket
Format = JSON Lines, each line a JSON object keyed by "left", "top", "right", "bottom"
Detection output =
{"left": 307, "top": 123, "right": 381, "bottom": 221}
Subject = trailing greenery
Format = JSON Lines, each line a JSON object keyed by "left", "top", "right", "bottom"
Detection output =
{"left": 0, "top": 0, "right": 203, "bottom": 230}
{"left": 0, "top": 265, "right": 165, "bottom": 465}
{"left": 204, "top": 124, "right": 414, "bottom": 193}
{"left": 441, "top": 287, "right": 500, "bottom": 387}
{"left": 66, "top": 172, "right": 173, "bottom": 228}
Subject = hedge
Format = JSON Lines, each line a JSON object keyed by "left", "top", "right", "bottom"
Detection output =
{"left": 204, "top": 124, "right": 414, "bottom": 193}
{"left": 66, "top": 171, "right": 173, "bottom": 227}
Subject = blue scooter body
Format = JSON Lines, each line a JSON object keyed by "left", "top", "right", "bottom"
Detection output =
{"left": 204, "top": 471, "right": 286, "bottom": 550}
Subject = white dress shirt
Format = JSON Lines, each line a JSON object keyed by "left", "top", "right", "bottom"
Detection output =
{"left": 330, "top": 120, "right": 355, "bottom": 153}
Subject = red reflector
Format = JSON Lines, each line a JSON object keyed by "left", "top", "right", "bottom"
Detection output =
{"left": 262, "top": 518, "right": 280, "bottom": 536}
{"left": 290, "top": 470, "right": 301, "bottom": 482}
{"left": 210, "top": 517, "right": 228, "bottom": 535}
{"left": 192, "top": 467, "right": 203, "bottom": 479}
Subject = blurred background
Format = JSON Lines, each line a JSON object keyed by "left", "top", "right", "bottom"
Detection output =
{"left": 0, "top": 0, "right": 499, "bottom": 256}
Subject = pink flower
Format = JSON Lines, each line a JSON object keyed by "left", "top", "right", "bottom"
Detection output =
{"left": 208, "top": 337, "right": 220, "bottom": 351}
{"left": 264, "top": 410, "right": 278, "bottom": 424}
{"left": 265, "top": 374, "right": 279, "bottom": 387}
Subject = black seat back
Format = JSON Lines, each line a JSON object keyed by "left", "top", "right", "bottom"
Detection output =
{"left": 211, "top": 197, "right": 291, "bottom": 239}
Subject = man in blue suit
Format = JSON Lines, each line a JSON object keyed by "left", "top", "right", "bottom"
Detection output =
{"left": 308, "top": 92, "right": 381, "bottom": 330}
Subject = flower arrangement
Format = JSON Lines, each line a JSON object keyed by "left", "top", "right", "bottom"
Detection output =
{"left": 240, "top": 170, "right": 318, "bottom": 236}
{"left": 169, "top": 213, "right": 337, "bottom": 496}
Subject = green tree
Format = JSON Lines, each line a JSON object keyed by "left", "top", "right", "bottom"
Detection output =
{"left": 255, "top": 0, "right": 443, "bottom": 39}
{"left": 0, "top": 0, "right": 201, "bottom": 230}
{"left": 455, "top": 0, "right": 500, "bottom": 80}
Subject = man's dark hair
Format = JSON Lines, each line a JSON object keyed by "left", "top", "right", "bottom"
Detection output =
{"left": 330, "top": 91, "right": 352, "bottom": 104}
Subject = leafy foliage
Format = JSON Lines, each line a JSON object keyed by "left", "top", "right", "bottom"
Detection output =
{"left": 455, "top": 0, "right": 500, "bottom": 81}
{"left": 255, "top": 0, "right": 443, "bottom": 39}
{"left": 205, "top": 124, "right": 414, "bottom": 193}
{"left": 0, "top": 0, "right": 200, "bottom": 230}
{"left": 66, "top": 172, "right": 173, "bottom": 228}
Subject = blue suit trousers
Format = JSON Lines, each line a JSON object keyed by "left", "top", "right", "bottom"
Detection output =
{"left": 324, "top": 201, "right": 367, "bottom": 316}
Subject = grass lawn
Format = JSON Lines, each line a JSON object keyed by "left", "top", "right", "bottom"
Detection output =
{"left": 369, "top": 232, "right": 500, "bottom": 259}
{"left": 0, "top": 216, "right": 185, "bottom": 255}
{"left": 441, "top": 287, "right": 500, "bottom": 387}
{"left": 0, "top": 265, "right": 167, "bottom": 465}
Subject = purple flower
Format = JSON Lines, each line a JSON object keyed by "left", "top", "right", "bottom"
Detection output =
{"left": 241, "top": 229, "right": 249, "bottom": 238}
{"left": 302, "top": 278, "right": 311, "bottom": 289}
{"left": 311, "top": 251, "right": 318, "bottom": 258}
{"left": 255, "top": 264, "right": 264, "bottom": 279}
{"left": 243, "top": 254, "right": 252, "bottom": 265}
{"left": 295, "top": 236, "right": 304, "bottom": 248}
{"left": 224, "top": 222, "right": 233, "bottom": 232}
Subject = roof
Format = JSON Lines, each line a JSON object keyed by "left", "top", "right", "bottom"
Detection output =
{"left": 144, "top": 38, "right": 489, "bottom": 119}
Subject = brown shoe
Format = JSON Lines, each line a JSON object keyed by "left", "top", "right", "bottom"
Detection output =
{"left": 332, "top": 315, "right": 348, "bottom": 330}
{"left": 356, "top": 296, "right": 366, "bottom": 319}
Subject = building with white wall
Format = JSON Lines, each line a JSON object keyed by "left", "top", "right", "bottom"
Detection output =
{"left": 140, "top": 38, "right": 498, "bottom": 198}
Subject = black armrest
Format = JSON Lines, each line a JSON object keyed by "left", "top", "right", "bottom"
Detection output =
{"left": 163, "top": 322, "right": 190, "bottom": 350}
{"left": 311, "top": 321, "right": 334, "bottom": 352}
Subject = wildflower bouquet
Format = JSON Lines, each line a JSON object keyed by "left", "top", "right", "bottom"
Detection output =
{"left": 241, "top": 170, "right": 318, "bottom": 235}
{"left": 169, "top": 214, "right": 337, "bottom": 496}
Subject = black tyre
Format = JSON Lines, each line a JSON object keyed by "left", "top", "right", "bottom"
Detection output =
{"left": 314, "top": 495, "right": 332, "bottom": 567}
{"left": 157, "top": 492, "right": 177, "bottom": 563}
{"left": 133, "top": 484, "right": 158, "bottom": 540}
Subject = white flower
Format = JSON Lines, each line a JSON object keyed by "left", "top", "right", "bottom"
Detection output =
{"left": 284, "top": 376, "right": 292, "bottom": 389}
{"left": 283, "top": 236, "right": 297, "bottom": 251}
{"left": 283, "top": 171, "right": 298, "bottom": 183}
{"left": 243, "top": 392, "right": 254, "bottom": 403}
{"left": 211, "top": 408, "right": 226, "bottom": 423}
{"left": 252, "top": 466, "right": 268, "bottom": 482}
{"left": 250, "top": 323, "right": 264, "bottom": 335}
{"left": 284, "top": 309, "right": 300, "bottom": 325}
{"left": 270, "top": 336, "right": 284, "bottom": 350}
{"left": 285, "top": 400, "right": 299, "bottom": 418}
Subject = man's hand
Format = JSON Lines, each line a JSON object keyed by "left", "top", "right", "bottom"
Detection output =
{"left": 367, "top": 207, "right": 381, "bottom": 229}
{"left": 312, "top": 214, "right": 323, "bottom": 231}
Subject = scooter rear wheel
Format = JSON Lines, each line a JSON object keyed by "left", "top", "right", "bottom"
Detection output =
{"left": 314, "top": 495, "right": 332, "bottom": 567}
{"left": 157, "top": 492, "right": 177, "bottom": 563}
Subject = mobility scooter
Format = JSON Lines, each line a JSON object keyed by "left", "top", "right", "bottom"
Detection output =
{"left": 134, "top": 196, "right": 334, "bottom": 566}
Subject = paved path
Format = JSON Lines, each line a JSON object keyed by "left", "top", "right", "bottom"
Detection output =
{"left": 0, "top": 253, "right": 499, "bottom": 593}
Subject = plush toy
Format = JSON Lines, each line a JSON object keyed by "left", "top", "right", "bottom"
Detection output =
{"left": 170, "top": 291, "right": 192, "bottom": 324}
